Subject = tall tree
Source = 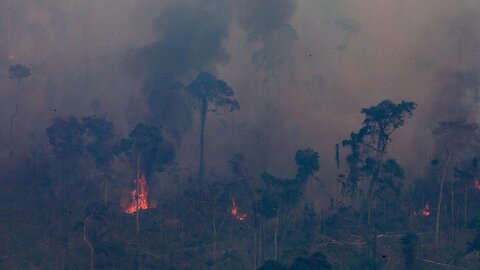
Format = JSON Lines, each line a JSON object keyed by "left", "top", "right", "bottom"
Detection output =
{"left": 400, "top": 233, "right": 419, "bottom": 270}
{"left": 46, "top": 117, "right": 86, "bottom": 268}
{"left": 256, "top": 148, "right": 319, "bottom": 264}
{"left": 82, "top": 117, "right": 116, "bottom": 205}
{"left": 342, "top": 100, "right": 416, "bottom": 225}
{"left": 186, "top": 72, "right": 239, "bottom": 189}
{"left": 432, "top": 121, "right": 479, "bottom": 247}
{"left": 8, "top": 64, "right": 31, "bottom": 159}
{"left": 116, "top": 123, "right": 175, "bottom": 236}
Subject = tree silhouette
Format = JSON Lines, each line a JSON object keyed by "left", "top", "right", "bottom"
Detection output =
{"left": 116, "top": 123, "right": 175, "bottom": 236}
{"left": 186, "top": 72, "right": 239, "bottom": 189}
{"left": 342, "top": 100, "right": 416, "bottom": 225}
{"left": 8, "top": 64, "right": 31, "bottom": 159}
{"left": 401, "top": 233, "right": 419, "bottom": 269}
{"left": 82, "top": 117, "right": 116, "bottom": 205}
{"left": 432, "top": 121, "right": 479, "bottom": 247}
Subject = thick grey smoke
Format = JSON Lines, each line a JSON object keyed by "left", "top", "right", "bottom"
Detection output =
{"left": 234, "top": 0, "right": 298, "bottom": 79}
{"left": 1, "top": 0, "right": 480, "bottom": 207}
{"left": 131, "top": 0, "right": 233, "bottom": 139}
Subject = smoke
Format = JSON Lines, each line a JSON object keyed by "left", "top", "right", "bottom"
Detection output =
{"left": 1, "top": 0, "right": 480, "bottom": 207}
{"left": 131, "top": 0, "right": 233, "bottom": 139}
{"left": 234, "top": 0, "right": 298, "bottom": 79}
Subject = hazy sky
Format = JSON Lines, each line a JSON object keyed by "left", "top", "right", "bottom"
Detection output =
{"left": 1, "top": 1, "right": 479, "bottom": 204}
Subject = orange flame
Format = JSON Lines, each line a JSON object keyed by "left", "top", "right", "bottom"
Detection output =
{"left": 231, "top": 198, "right": 247, "bottom": 221}
{"left": 123, "top": 173, "right": 149, "bottom": 214}
{"left": 421, "top": 203, "right": 430, "bottom": 217}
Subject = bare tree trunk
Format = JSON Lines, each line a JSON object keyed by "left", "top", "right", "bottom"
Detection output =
{"left": 274, "top": 208, "right": 280, "bottom": 262}
{"left": 136, "top": 153, "right": 141, "bottom": 237}
{"left": 213, "top": 219, "right": 217, "bottom": 270}
{"left": 104, "top": 178, "right": 108, "bottom": 206}
{"left": 367, "top": 149, "right": 385, "bottom": 226}
{"left": 451, "top": 181, "right": 454, "bottom": 242}
{"left": 335, "top": 144, "right": 340, "bottom": 208}
{"left": 199, "top": 100, "right": 207, "bottom": 190}
{"left": 9, "top": 80, "right": 20, "bottom": 161}
{"left": 83, "top": 217, "right": 94, "bottom": 270}
{"left": 259, "top": 222, "right": 263, "bottom": 266}
{"left": 464, "top": 188, "right": 468, "bottom": 225}
{"left": 435, "top": 143, "right": 451, "bottom": 248}
{"left": 253, "top": 222, "right": 257, "bottom": 270}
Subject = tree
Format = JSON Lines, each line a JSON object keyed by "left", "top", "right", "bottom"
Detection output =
{"left": 289, "top": 252, "right": 332, "bottom": 270}
{"left": 117, "top": 123, "right": 175, "bottom": 176}
{"left": 432, "top": 121, "right": 479, "bottom": 247}
{"left": 82, "top": 117, "right": 116, "bottom": 205}
{"left": 8, "top": 64, "right": 31, "bottom": 159}
{"left": 258, "top": 260, "right": 287, "bottom": 270}
{"left": 342, "top": 100, "right": 416, "bottom": 225}
{"left": 295, "top": 148, "right": 320, "bottom": 180}
{"left": 116, "top": 123, "right": 175, "bottom": 236}
{"left": 400, "top": 233, "right": 419, "bottom": 270}
{"left": 46, "top": 117, "right": 86, "bottom": 268}
{"left": 186, "top": 72, "right": 239, "bottom": 189}
{"left": 255, "top": 149, "right": 320, "bottom": 264}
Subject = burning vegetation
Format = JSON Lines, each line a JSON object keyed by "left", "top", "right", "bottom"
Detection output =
{"left": 123, "top": 173, "right": 149, "bottom": 214}
{"left": 230, "top": 198, "right": 247, "bottom": 221}
{"left": 4, "top": 1, "right": 480, "bottom": 269}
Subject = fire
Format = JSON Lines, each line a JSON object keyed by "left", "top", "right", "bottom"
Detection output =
{"left": 474, "top": 180, "right": 480, "bottom": 190}
{"left": 231, "top": 198, "right": 247, "bottom": 221}
{"left": 123, "top": 173, "right": 149, "bottom": 214}
{"left": 421, "top": 203, "right": 430, "bottom": 217}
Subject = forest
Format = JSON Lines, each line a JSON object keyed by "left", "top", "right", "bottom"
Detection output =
{"left": 3, "top": 65, "right": 480, "bottom": 269}
{"left": 2, "top": 1, "right": 480, "bottom": 270}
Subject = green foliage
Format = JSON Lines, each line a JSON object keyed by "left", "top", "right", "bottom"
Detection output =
{"left": 466, "top": 216, "right": 480, "bottom": 254}
{"left": 117, "top": 123, "right": 175, "bottom": 175}
{"left": 258, "top": 260, "right": 288, "bottom": 270}
{"left": 400, "top": 233, "right": 419, "bottom": 269}
{"left": 8, "top": 64, "right": 31, "bottom": 79}
{"left": 257, "top": 148, "right": 320, "bottom": 216}
{"left": 360, "top": 100, "right": 416, "bottom": 135}
{"left": 186, "top": 72, "right": 239, "bottom": 113}
{"left": 289, "top": 252, "right": 332, "bottom": 270}
{"left": 341, "top": 100, "right": 415, "bottom": 223}
{"left": 82, "top": 117, "right": 115, "bottom": 168}
{"left": 47, "top": 117, "right": 85, "bottom": 159}
{"left": 295, "top": 148, "right": 320, "bottom": 180}
{"left": 258, "top": 253, "right": 332, "bottom": 270}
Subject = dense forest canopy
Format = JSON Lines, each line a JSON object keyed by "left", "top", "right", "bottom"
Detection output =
{"left": 1, "top": 1, "right": 480, "bottom": 269}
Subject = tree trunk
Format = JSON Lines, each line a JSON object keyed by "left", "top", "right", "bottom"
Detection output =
{"left": 213, "top": 219, "right": 217, "bottom": 270}
{"left": 104, "top": 178, "right": 108, "bottom": 206}
{"left": 9, "top": 80, "right": 21, "bottom": 161}
{"left": 335, "top": 144, "right": 340, "bottom": 208}
{"left": 367, "top": 149, "right": 385, "bottom": 226}
{"left": 253, "top": 220, "right": 257, "bottom": 270}
{"left": 199, "top": 99, "right": 207, "bottom": 190}
{"left": 435, "top": 143, "right": 451, "bottom": 248}
{"left": 464, "top": 188, "right": 467, "bottom": 226}
{"left": 274, "top": 208, "right": 280, "bottom": 262}
{"left": 136, "top": 154, "right": 141, "bottom": 237}
{"left": 83, "top": 217, "right": 94, "bottom": 270}
{"left": 259, "top": 222, "right": 263, "bottom": 266}
{"left": 451, "top": 181, "right": 454, "bottom": 242}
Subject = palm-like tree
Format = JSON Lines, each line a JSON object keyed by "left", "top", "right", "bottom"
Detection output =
{"left": 186, "top": 72, "right": 239, "bottom": 189}
{"left": 8, "top": 64, "right": 31, "bottom": 158}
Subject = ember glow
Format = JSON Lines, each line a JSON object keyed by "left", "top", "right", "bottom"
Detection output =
{"left": 421, "top": 203, "right": 430, "bottom": 217}
{"left": 231, "top": 198, "right": 247, "bottom": 221}
{"left": 123, "top": 173, "right": 149, "bottom": 214}
{"left": 474, "top": 180, "right": 480, "bottom": 190}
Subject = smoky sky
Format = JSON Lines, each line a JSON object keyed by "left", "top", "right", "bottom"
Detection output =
{"left": 1, "top": 0, "right": 480, "bottom": 206}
